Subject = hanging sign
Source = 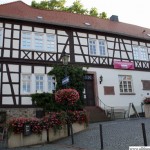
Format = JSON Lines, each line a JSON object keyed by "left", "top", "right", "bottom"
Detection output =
{"left": 113, "top": 61, "right": 134, "bottom": 70}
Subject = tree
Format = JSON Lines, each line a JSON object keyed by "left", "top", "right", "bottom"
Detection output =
{"left": 31, "top": 0, "right": 66, "bottom": 10}
{"left": 89, "top": 7, "right": 99, "bottom": 17}
{"left": 31, "top": 0, "right": 107, "bottom": 19}
{"left": 48, "top": 65, "right": 86, "bottom": 110}
{"left": 100, "top": 12, "right": 107, "bottom": 19}
{"left": 67, "top": 0, "right": 88, "bottom": 15}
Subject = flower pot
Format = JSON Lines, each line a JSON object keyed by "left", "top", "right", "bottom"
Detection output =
{"left": 8, "top": 130, "right": 47, "bottom": 148}
{"left": 48, "top": 125, "right": 68, "bottom": 142}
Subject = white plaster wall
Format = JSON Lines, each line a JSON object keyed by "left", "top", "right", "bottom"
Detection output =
{"left": 57, "top": 30, "right": 67, "bottom": 36}
{"left": 3, "top": 49, "right": 10, "bottom": 57}
{"left": 22, "top": 26, "right": 32, "bottom": 31}
{"left": 4, "top": 39, "right": 11, "bottom": 48}
{"left": 34, "top": 27, "right": 44, "bottom": 33}
{"left": 5, "top": 24, "right": 12, "bottom": 28}
{"left": 2, "top": 97, "right": 13, "bottom": 105}
{"left": 13, "top": 31, "right": 20, "bottom": 39}
{"left": 58, "top": 36, "right": 68, "bottom": 44}
{"left": 21, "top": 97, "right": 32, "bottom": 105}
{"left": 86, "top": 67, "right": 150, "bottom": 110}
{"left": 14, "top": 25, "right": 20, "bottom": 30}
{"left": 5, "top": 29, "right": 11, "bottom": 38}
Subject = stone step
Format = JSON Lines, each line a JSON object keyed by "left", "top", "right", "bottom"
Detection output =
{"left": 84, "top": 106, "right": 110, "bottom": 123}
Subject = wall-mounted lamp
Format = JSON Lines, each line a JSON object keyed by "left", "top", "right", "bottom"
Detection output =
{"left": 99, "top": 75, "right": 103, "bottom": 84}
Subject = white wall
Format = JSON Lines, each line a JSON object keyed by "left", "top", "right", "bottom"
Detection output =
{"left": 86, "top": 67, "right": 150, "bottom": 111}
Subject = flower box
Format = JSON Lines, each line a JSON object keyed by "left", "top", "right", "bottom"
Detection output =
{"left": 8, "top": 130, "right": 47, "bottom": 148}
{"left": 48, "top": 123, "right": 86, "bottom": 142}
{"left": 48, "top": 125, "right": 68, "bottom": 142}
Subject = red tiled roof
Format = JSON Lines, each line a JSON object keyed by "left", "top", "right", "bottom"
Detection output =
{"left": 0, "top": 1, "right": 150, "bottom": 40}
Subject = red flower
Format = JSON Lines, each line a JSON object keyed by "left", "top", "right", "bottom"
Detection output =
{"left": 55, "top": 88, "right": 80, "bottom": 105}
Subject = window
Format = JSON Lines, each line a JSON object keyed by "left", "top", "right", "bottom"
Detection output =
{"left": 36, "top": 75, "right": 44, "bottom": 92}
{"left": 99, "top": 40, "right": 107, "bottom": 56}
{"left": 89, "top": 38, "right": 107, "bottom": 56}
{"left": 0, "top": 28, "right": 3, "bottom": 47}
{"left": 89, "top": 39, "right": 97, "bottom": 55}
{"left": 46, "top": 34, "right": 55, "bottom": 52}
{"left": 22, "top": 75, "right": 31, "bottom": 93}
{"left": 119, "top": 75, "right": 133, "bottom": 94}
{"left": 35, "top": 33, "right": 44, "bottom": 50}
{"left": 21, "top": 32, "right": 56, "bottom": 52}
{"left": 133, "top": 45, "right": 148, "bottom": 61}
{"left": 21, "top": 32, "right": 32, "bottom": 49}
{"left": 48, "top": 76, "right": 56, "bottom": 93}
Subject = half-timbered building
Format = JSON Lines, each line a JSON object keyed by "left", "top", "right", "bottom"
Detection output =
{"left": 0, "top": 1, "right": 150, "bottom": 117}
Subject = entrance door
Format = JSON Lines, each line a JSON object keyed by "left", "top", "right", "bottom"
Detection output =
{"left": 83, "top": 74, "right": 95, "bottom": 106}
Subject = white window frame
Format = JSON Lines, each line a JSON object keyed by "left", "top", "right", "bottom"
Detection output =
{"left": 35, "top": 74, "right": 44, "bottom": 93}
{"left": 98, "top": 40, "right": 107, "bottom": 56}
{"left": 21, "top": 74, "right": 31, "bottom": 94}
{"left": 21, "top": 31, "right": 56, "bottom": 52}
{"left": 46, "top": 34, "right": 56, "bottom": 52}
{"left": 34, "top": 32, "right": 44, "bottom": 51}
{"left": 118, "top": 75, "right": 134, "bottom": 94}
{"left": 0, "top": 28, "right": 3, "bottom": 47}
{"left": 21, "top": 31, "right": 32, "bottom": 50}
{"left": 132, "top": 45, "right": 148, "bottom": 61}
{"left": 89, "top": 38, "right": 108, "bottom": 56}
{"left": 47, "top": 76, "right": 56, "bottom": 93}
{"left": 89, "top": 38, "right": 97, "bottom": 55}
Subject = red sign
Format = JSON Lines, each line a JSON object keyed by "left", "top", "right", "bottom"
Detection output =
{"left": 113, "top": 61, "right": 134, "bottom": 70}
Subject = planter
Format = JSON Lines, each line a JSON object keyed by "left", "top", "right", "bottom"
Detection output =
{"left": 144, "top": 104, "right": 150, "bottom": 118}
{"left": 48, "top": 123, "right": 86, "bottom": 142}
{"left": 72, "top": 122, "right": 86, "bottom": 133}
{"left": 8, "top": 130, "right": 47, "bottom": 148}
{"left": 8, "top": 122, "right": 87, "bottom": 148}
{"left": 48, "top": 125, "right": 68, "bottom": 142}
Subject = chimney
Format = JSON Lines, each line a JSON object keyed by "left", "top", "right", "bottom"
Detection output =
{"left": 110, "top": 15, "right": 119, "bottom": 22}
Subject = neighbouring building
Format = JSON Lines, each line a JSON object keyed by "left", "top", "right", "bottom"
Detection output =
{"left": 0, "top": 1, "right": 150, "bottom": 118}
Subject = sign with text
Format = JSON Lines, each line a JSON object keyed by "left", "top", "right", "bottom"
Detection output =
{"left": 114, "top": 61, "right": 134, "bottom": 70}
{"left": 62, "top": 76, "right": 70, "bottom": 85}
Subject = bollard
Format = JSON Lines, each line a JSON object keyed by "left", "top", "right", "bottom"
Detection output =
{"left": 99, "top": 124, "right": 103, "bottom": 150}
{"left": 141, "top": 123, "right": 147, "bottom": 146}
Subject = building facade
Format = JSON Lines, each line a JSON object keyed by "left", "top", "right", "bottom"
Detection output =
{"left": 0, "top": 1, "right": 150, "bottom": 116}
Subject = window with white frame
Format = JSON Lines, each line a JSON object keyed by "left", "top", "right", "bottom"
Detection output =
{"left": 46, "top": 34, "right": 55, "bottom": 52}
{"left": 0, "top": 28, "right": 3, "bottom": 47}
{"left": 132, "top": 45, "right": 148, "bottom": 61}
{"left": 35, "top": 33, "right": 44, "bottom": 50}
{"left": 99, "top": 40, "right": 107, "bottom": 56}
{"left": 21, "top": 32, "right": 32, "bottom": 49}
{"left": 89, "top": 38, "right": 107, "bottom": 56}
{"left": 35, "top": 75, "right": 44, "bottom": 92}
{"left": 48, "top": 76, "right": 56, "bottom": 93}
{"left": 21, "top": 32, "right": 56, "bottom": 52}
{"left": 22, "top": 75, "right": 31, "bottom": 93}
{"left": 119, "top": 75, "right": 133, "bottom": 94}
{"left": 89, "top": 39, "right": 97, "bottom": 55}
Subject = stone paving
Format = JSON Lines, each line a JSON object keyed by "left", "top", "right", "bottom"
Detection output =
{"left": 1, "top": 118, "right": 150, "bottom": 150}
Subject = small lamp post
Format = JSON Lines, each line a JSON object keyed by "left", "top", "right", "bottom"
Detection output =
{"left": 62, "top": 52, "right": 74, "bottom": 144}
{"left": 62, "top": 52, "right": 69, "bottom": 86}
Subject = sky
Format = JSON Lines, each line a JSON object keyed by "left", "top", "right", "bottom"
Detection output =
{"left": 0, "top": 0, "right": 150, "bottom": 29}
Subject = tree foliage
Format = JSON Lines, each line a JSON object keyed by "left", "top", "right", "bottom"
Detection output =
{"left": 31, "top": 0, "right": 107, "bottom": 19}
{"left": 48, "top": 65, "right": 86, "bottom": 109}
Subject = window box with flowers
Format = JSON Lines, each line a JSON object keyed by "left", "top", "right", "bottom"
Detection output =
{"left": 8, "top": 117, "right": 47, "bottom": 148}
{"left": 143, "top": 97, "right": 150, "bottom": 118}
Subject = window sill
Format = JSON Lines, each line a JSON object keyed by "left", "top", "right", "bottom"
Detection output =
{"left": 120, "top": 93, "right": 136, "bottom": 95}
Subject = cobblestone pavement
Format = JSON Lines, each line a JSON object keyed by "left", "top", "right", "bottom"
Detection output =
{"left": 1, "top": 118, "right": 150, "bottom": 150}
